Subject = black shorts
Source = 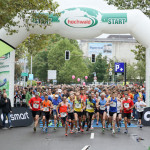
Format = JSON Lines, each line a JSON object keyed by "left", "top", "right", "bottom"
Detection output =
{"left": 95, "top": 108, "right": 99, "bottom": 113}
{"left": 42, "top": 112, "right": 50, "bottom": 120}
{"left": 99, "top": 109, "right": 107, "bottom": 115}
{"left": 137, "top": 112, "right": 143, "bottom": 119}
{"left": 61, "top": 116, "right": 67, "bottom": 124}
{"left": 68, "top": 113, "right": 74, "bottom": 120}
{"left": 74, "top": 111, "right": 82, "bottom": 117}
{"left": 109, "top": 111, "right": 117, "bottom": 117}
{"left": 124, "top": 113, "right": 131, "bottom": 119}
{"left": 82, "top": 110, "right": 86, "bottom": 116}
{"left": 32, "top": 111, "right": 40, "bottom": 118}
{"left": 117, "top": 113, "right": 121, "bottom": 117}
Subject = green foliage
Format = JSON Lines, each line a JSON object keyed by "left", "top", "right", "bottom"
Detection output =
{"left": 131, "top": 45, "right": 146, "bottom": 62}
{"left": 0, "top": 0, "right": 59, "bottom": 34}
{"left": 15, "top": 63, "right": 22, "bottom": 81}
{"left": 88, "top": 54, "right": 108, "bottom": 82}
{"left": 27, "top": 80, "right": 37, "bottom": 86}
{"left": 32, "top": 50, "right": 48, "bottom": 82}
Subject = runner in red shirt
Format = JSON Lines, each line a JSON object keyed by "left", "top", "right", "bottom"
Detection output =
{"left": 122, "top": 93, "right": 134, "bottom": 134}
{"left": 28, "top": 92, "right": 42, "bottom": 132}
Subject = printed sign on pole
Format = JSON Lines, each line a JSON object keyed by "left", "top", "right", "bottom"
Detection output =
{"left": 115, "top": 62, "right": 125, "bottom": 73}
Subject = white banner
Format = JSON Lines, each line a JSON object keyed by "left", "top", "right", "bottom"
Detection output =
{"left": 0, "top": 51, "right": 15, "bottom": 106}
{"left": 48, "top": 70, "right": 56, "bottom": 80}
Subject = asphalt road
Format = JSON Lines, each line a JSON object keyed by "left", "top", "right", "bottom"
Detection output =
{"left": 0, "top": 126, "right": 150, "bottom": 150}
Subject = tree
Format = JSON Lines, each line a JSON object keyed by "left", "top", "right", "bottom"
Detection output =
{"left": 58, "top": 50, "right": 89, "bottom": 84}
{"left": 0, "top": 0, "right": 59, "bottom": 34}
{"left": 32, "top": 50, "right": 48, "bottom": 82}
{"left": 15, "top": 63, "right": 22, "bottom": 82}
{"left": 88, "top": 54, "right": 108, "bottom": 82}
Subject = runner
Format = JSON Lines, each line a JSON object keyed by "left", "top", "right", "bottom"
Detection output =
{"left": 135, "top": 97, "right": 146, "bottom": 128}
{"left": 95, "top": 92, "right": 100, "bottom": 125}
{"left": 116, "top": 93, "right": 122, "bottom": 132}
{"left": 68, "top": 94, "right": 75, "bottom": 133}
{"left": 41, "top": 94, "right": 53, "bottom": 133}
{"left": 57, "top": 95, "right": 71, "bottom": 136}
{"left": 52, "top": 94, "right": 61, "bottom": 130}
{"left": 108, "top": 92, "right": 117, "bottom": 134}
{"left": 85, "top": 93, "right": 96, "bottom": 131}
{"left": 91, "top": 92, "right": 96, "bottom": 129}
{"left": 122, "top": 93, "right": 134, "bottom": 134}
{"left": 74, "top": 92, "right": 85, "bottom": 133}
{"left": 28, "top": 92, "right": 42, "bottom": 132}
{"left": 97, "top": 92, "right": 107, "bottom": 133}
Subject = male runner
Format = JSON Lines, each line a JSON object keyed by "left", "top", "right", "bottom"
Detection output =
{"left": 74, "top": 92, "right": 85, "bottom": 132}
{"left": 57, "top": 95, "right": 71, "bottom": 136}
{"left": 41, "top": 94, "right": 53, "bottom": 133}
{"left": 108, "top": 92, "right": 117, "bottom": 134}
{"left": 28, "top": 92, "right": 42, "bottom": 132}
{"left": 52, "top": 94, "right": 61, "bottom": 130}
{"left": 122, "top": 93, "right": 134, "bottom": 134}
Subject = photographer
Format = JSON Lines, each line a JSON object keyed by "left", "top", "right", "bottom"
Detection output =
{"left": 1, "top": 93, "right": 13, "bottom": 129}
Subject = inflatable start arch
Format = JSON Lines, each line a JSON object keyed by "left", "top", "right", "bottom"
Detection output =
{"left": 0, "top": 7, "right": 150, "bottom": 106}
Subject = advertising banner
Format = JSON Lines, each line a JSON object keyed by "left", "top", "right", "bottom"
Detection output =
{"left": 0, "top": 107, "right": 33, "bottom": 128}
{"left": 88, "top": 43, "right": 113, "bottom": 58}
{"left": 0, "top": 51, "right": 15, "bottom": 106}
{"left": 142, "top": 107, "right": 150, "bottom": 126}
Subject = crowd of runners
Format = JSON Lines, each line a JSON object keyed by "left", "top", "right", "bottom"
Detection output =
{"left": 13, "top": 84, "right": 146, "bottom": 136}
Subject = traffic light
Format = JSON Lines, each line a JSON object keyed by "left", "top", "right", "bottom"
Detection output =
{"left": 91, "top": 54, "right": 96, "bottom": 63}
{"left": 109, "top": 76, "right": 112, "bottom": 81}
{"left": 65, "top": 50, "right": 70, "bottom": 60}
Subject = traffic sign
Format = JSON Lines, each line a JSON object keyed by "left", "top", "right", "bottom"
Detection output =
{"left": 21, "top": 72, "right": 28, "bottom": 77}
{"left": 29, "top": 74, "right": 34, "bottom": 80}
{"left": 109, "top": 68, "right": 113, "bottom": 72}
{"left": 109, "top": 72, "right": 112, "bottom": 76}
{"left": 115, "top": 62, "right": 125, "bottom": 73}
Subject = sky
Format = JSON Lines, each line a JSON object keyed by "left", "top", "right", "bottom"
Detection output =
{"left": 54, "top": 0, "right": 120, "bottom": 38}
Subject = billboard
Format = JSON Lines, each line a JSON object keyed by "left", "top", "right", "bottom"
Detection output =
{"left": 88, "top": 43, "right": 113, "bottom": 58}
{"left": 0, "top": 51, "right": 15, "bottom": 106}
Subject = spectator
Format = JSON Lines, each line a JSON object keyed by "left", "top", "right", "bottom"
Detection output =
{"left": 1, "top": 93, "right": 13, "bottom": 129}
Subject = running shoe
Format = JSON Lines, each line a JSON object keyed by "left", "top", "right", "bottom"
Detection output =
{"left": 124, "top": 129, "right": 128, "bottom": 134}
{"left": 54, "top": 127, "right": 56, "bottom": 130}
{"left": 43, "top": 127, "right": 45, "bottom": 132}
{"left": 110, "top": 126, "right": 112, "bottom": 130}
{"left": 65, "top": 133, "right": 68, "bottom": 136}
{"left": 96, "top": 122, "right": 98, "bottom": 125}
{"left": 86, "top": 128, "right": 89, "bottom": 131}
{"left": 102, "top": 128, "right": 105, "bottom": 133}
{"left": 128, "top": 122, "right": 131, "bottom": 126}
{"left": 70, "top": 130, "right": 73, "bottom": 134}
{"left": 75, "top": 128, "right": 78, "bottom": 133}
{"left": 48, "top": 121, "right": 53, "bottom": 127}
{"left": 90, "top": 127, "right": 94, "bottom": 130}
{"left": 57, "top": 123, "right": 59, "bottom": 127}
{"left": 33, "top": 127, "right": 36, "bottom": 132}
{"left": 81, "top": 128, "right": 84, "bottom": 132}
{"left": 112, "top": 129, "right": 115, "bottom": 134}
{"left": 45, "top": 127, "right": 48, "bottom": 133}
{"left": 9, "top": 125, "right": 13, "bottom": 129}
{"left": 140, "top": 125, "right": 143, "bottom": 128}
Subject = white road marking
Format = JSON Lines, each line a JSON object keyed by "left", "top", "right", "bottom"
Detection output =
{"left": 90, "top": 133, "right": 94, "bottom": 139}
{"left": 81, "top": 145, "right": 90, "bottom": 150}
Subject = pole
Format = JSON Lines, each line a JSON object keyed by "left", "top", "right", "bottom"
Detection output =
{"left": 31, "top": 55, "right": 32, "bottom": 86}
{"left": 146, "top": 47, "right": 150, "bottom": 107}
{"left": 124, "top": 63, "right": 127, "bottom": 86}
{"left": 23, "top": 58, "right": 26, "bottom": 87}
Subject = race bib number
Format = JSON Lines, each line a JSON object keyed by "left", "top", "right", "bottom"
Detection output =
{"left": 75, "top": 103, "right": 81, "bottom": 109}
{"left": 110, "top": 102, "right": 116, "bottom": 107}
{"left": 43, "top": 107, "right": 49, "bottom": 112}
{"left": 23, "top": 99, "right": 26, "bottom": 103}
{"left": 87, "top": 104, "right": 92, "bottom": 110}
{"left": 124, "top": 103, "right": 129, "bottom": 108}
{"left": 33, "top": 103, "right": 39, "bottom": 109}
{"left": 53, "top": 105, "right": 57, "bottom": 110}
{"left": 16, "top": 98, "right": 20, "bottom": 103}
{"left": 100, "top": 105, "right": 105, "bottom": 110}
{"left": 61, "top": 112, "right": 67, "bottom": 117}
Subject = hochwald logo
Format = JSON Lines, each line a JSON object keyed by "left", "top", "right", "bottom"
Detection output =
{"left": 65, "top": 16, "right": 98, "bottom": 28}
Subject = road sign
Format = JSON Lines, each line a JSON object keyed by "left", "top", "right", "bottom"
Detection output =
{"left": 21, "top": 72, "right": 28, "bottom": 77}
{"left": 109, "top": 68, "right": 113, "bottom": 72}
{"left": 109, "top": 72, "right": 112, "bottom": 76}
{"left": 29, "top": 74, "right": 34, "bottom": 80}
{"left": 48, "top": 70, "right": 56, "bottom": 80}
{"left": 115, "top": 62, "right": 125, "bottom": 73}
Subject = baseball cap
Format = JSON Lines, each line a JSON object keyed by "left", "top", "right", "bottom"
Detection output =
{"left": 55, "top": 94, "right": 59, "bottom": 98}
